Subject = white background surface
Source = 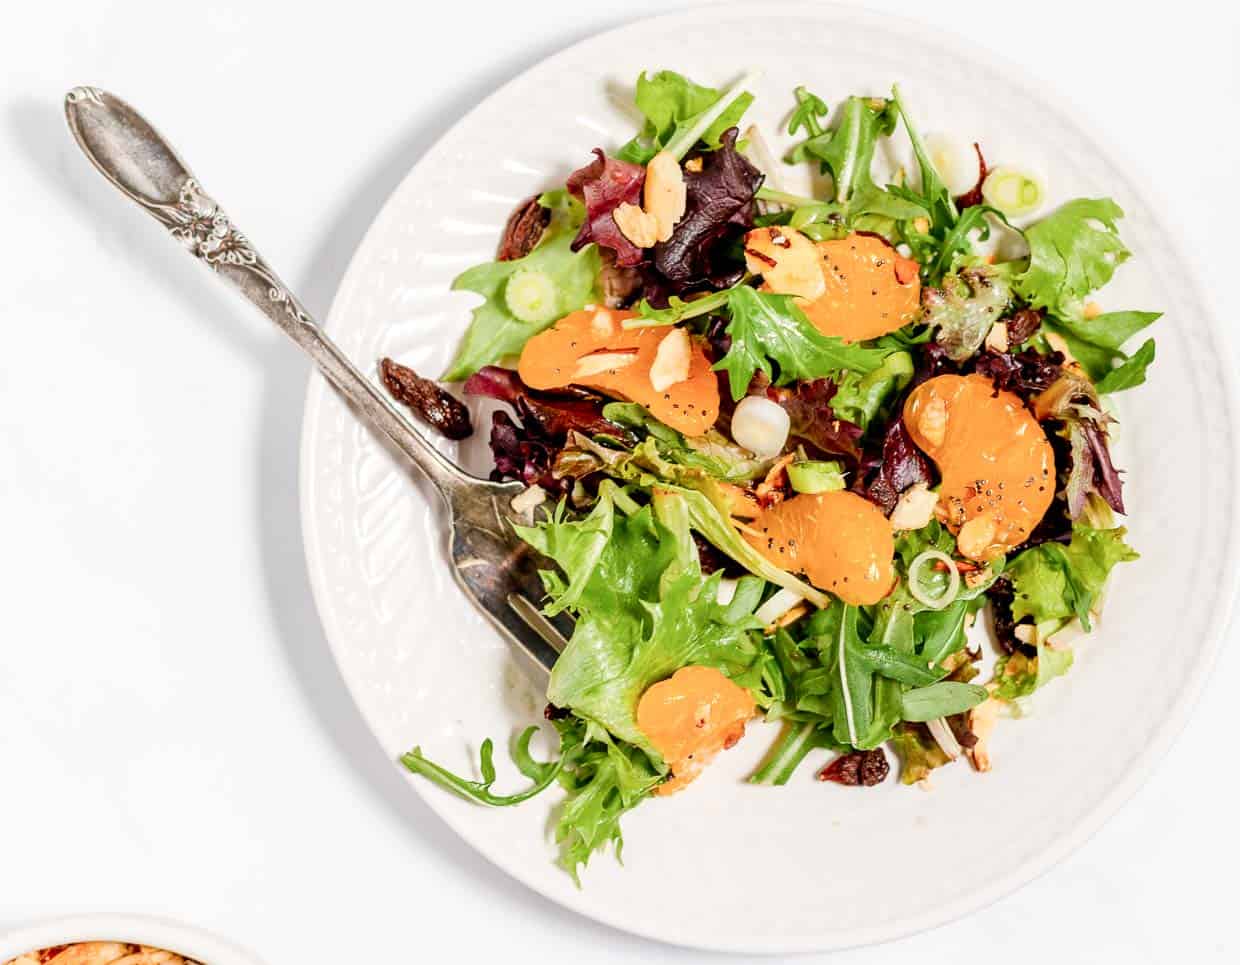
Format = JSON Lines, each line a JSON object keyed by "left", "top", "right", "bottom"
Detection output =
{"left": 1, "top": 1, "right": 1237, "bottom": 962}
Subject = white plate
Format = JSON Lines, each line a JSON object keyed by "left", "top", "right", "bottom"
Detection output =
{"left": 299, "top": 3, "right": 1239, "bottom": 953}
{"left": 0, "top": 915, "right": 266, "bottom": 965}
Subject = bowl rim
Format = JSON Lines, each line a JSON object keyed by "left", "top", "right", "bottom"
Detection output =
{"left": 0, "top": 915, "right": 267, "bottom": 965}
{"left": 297, "top": 0, "right": 1240, "bottom": 952}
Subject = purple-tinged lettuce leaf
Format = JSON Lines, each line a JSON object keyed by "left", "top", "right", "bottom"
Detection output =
{"left": 567, "top": 149, "right": 646, "bottom": 267}
{"left": 651, "top": 128, "right": 763, "bottom": 291}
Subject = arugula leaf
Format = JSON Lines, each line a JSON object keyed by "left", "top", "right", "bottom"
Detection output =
{"left": 1095, "top": 337, "right": 1156, "bottom": 394}
{"left": 617, "top": 70, "right": 754, "bottom": 165}
{"left": 444, "top": 191, "right": 600, "bottom": 380}
{"left": 788, "top": 92, "right": 926, "bottom": 224}
{"left": 901, "top": 681, "right": 988, "bottom": 721}
{"left": 1054, "top": 310, "right": 1161, "bottom": 352}
{"left": 749, "top": 719, "right": 841, "bottom": 785}
{"left": 1006, "top": 523, "right": 1139, "bottom": 630}
{"left": 1015, "top": 198, "right": 1130, "bottom": 317}
{"left": 400, "top": 725, "right": 564, "bottom": 806}
{"left": 890, "top": 84, "right": 957, "bottom": 230}
{"left": 714, "top": 286, "right": 892, "bottom": 400}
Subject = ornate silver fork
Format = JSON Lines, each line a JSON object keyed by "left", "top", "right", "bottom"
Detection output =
{"left": 64, "top": 86, "right": 569, "bottom": 682}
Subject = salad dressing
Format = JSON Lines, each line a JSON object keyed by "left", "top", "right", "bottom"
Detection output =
{"left": 904, "top": 374, "right": 1055, "bottom": 560}
{"left": 636, "top": 665, "right": 755, "bottom": 795}
{"left": 743, "top": 490, "right": 896, "bottom": 605}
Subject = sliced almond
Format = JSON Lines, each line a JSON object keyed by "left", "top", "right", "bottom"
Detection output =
{"left": 613, "top": 203, "right": 660, "bottom": 248}
{"left": 649, "top": 327, "right": 692, "bottom": 392}
{"left": 956, "top": 512, "right": 998, "bottom": 561}
{"left": 889, "top": 482, "right": 938, "bottom": 531}
{"left": 644, "top": 151, "right": 687, "bottom": 242}
{"left": 966, "top": 697, "right": 1002, "bottom": 772}
{"left": 743, "top": 227, "right": 826, "bottom": 301}
{"left": 917, "top": 397, "right": 948, "bottom": 449}
{"left": 984, "top": 320, "right": 1009, "bottom": 353}
{"left": 573, "top": 351, "right": 638, "bottom": 379}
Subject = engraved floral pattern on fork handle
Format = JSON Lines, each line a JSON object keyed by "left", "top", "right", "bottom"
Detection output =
{"left": 152, "top": 178, "right": 311, "bottom": 325}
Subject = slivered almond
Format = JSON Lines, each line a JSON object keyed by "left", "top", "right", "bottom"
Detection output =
{"left": 984, "top": 320, "right": 1009, "bottom": 353}
{"left": 573, "top": 351, "right": 638, "bottom": 379}
{"left": 649, "top": 327, "right": 692, "bottom": 392}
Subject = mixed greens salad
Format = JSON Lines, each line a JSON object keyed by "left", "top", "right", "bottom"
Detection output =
{"left": 383, "top": 71, "right": 1156, "bottom": 881}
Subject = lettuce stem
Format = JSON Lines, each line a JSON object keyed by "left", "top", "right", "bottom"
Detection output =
{"left": 665, "top": 69, "right": 761, "bottom": 162}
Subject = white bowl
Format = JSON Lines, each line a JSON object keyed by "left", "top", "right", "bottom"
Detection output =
{"left": 0, "top": 916, "right": 266, "bottom": 965}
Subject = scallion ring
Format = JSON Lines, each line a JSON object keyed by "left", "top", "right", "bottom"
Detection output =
{"left": 907, "top": 549, "right": 961, "bottom": 611}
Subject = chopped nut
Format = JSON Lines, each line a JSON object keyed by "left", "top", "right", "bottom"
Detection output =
{"left": 956, "top": 512, "right": 998, "bottom": 561}
{"left": 613, "top": 202, "right": 660, "bottom": 248}
{"left": 573, "top": 351, "right": 638, "bottom": 379}
{"left": 1043, "top": 330, "right": 1079, "bottom": 367}
{"left": 984, "top": 320, "right": 1009, "bottom": 353}
{"left": 1013, "top": 623, "right": 1038, "bottom": 645}
{"left": 889, "top": 482, "right": 939, "bottom": 531}
{"left": 684, "top": 156, "right": 703, "bottom": 173}
{"left": 590, "top": 309, "right": 615, "bottom": 337}
{"left": 511, "top": 484, "right": 547, "bottom": 515}
{"left": 967, "top": 697, "right": 1002, "bottom": 772}
{"left": 742, "top": 226, "right": 827, "bottom": 301}
{"left": 644, "top": 150, "right": 687, "bottom": 242}
{"left": 917, "top": 397, "right": 949, "bottom": 448}
{"left": 649, "top": 327, "right": 692, "bottom": 391}
{"left": 912, "top": 216, "right": 930, "bottom": 234}
{"left": 963, "top": 566, "right": 991, "bottom": 589}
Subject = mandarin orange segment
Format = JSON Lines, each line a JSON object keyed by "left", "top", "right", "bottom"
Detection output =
{"left": 743, "top": 490, "right": 895, "bottom": 605}
{"left": 744, "top": 229, "right": 921, "bottom": 343}
{"left": 903, "top": 374, "right": 1055, "bottom": 561}
{"left": 517, "top": 308, "right": 719, "bottom": 436}
{"left": 636, "top": 665, "right": 755, "bottom": 796}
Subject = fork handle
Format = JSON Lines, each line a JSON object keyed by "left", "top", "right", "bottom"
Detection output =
{"left": 63, "top": 86, "right": 479, "bottom": 499}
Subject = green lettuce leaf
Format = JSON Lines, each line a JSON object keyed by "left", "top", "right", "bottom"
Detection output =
{"left": 828, "top": 350, "right": 913, "bottom": 430}
{"left": 1015, "top": 198, "right": 1130, "bottom": 317}
{"left": 600, "top": 402, "right": 767, "bottom": 481}
{"left": 617, "top": 70, "right": 754, "bottom": 165}
{"left": 714, "top": 286, "right": 892, "bottom": 400}
{"left": 1006, "top": 523, "right": 1139, "bottom": 630}
{"left": 535, "top": 488, "right": 762, "bottom": 757}
{"left": 1095, "top": 337, "right": 1156, "bottom": 394}
{"left": 552, "top": 716, "right": 661, "bottom": 882}
{"left": 443, "top": 190, "right": 600, "bottom": 380}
